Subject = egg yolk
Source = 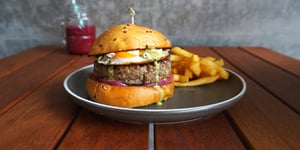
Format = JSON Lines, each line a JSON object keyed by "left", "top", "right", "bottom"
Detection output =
{"left": 113, "top": 52, "right": 136, "bottom": 59}
{"left": 139, "top": 50, "right": 145, "bottom": 55}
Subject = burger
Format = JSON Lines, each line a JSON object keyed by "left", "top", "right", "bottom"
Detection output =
{"left": 86, "top": 23, "right": 174, "bottom": 108}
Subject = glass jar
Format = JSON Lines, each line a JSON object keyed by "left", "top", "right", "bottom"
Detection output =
{"left": 63, "top": 3, "right": 96, "bottom": 54}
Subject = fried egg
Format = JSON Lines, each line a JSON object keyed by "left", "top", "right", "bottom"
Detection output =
{"left": 97, "top": 49, "right": 169, "bottom": 65}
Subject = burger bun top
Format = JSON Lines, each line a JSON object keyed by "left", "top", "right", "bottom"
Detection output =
{"left": 89, "top": 23, "right": 172, "bottom": 55}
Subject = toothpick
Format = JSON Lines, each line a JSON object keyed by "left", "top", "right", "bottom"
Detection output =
{"left": 128, "top": 7, "right": 136, "bottom": 24}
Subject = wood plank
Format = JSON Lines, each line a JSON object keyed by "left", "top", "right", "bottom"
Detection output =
{"left": 240, "top": 46, "right": 300, "bottom": 77}
{"left": 0, "top": 46, "right": 78, "bottom": 115}
{"left": 195, "top": 47, "right": 300, "bottom": 149}
{"left": 155, "top": 114, "right": 246, "bottom": 150}
{"left": 155, "top": 47, "right": 245, "bottom": 150}
{"left": 0, "top": 55, "right": 93, "bottom": 149}
{"left": 226, "top": 80, "right": 300, "bottom": 149}
{"left": 0, "top": 45, "right": 62, "bottom": 78}
{"left": 212, "top": 47, "right": 300, "bottom": 113}
{"left": 58, "top": 110, "right": 148, "bottom": 150}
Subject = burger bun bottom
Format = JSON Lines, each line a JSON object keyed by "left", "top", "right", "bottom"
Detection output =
{"left": 86, "top": 76, "right": 174, "bottom": 108}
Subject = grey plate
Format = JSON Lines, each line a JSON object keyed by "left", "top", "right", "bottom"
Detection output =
{"left": 63, "top": 65, "right": 246, "bottom": 124}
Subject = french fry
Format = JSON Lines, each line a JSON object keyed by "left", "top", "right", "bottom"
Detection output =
{"left": 203, "top": 56, "right": 216, "bottom": 61}
{"left": 170, "top": 47, "right": 230, "bottom": 87}
{"left": 171, "top": 47, "right": 193, "bottom": 58}
{"left": 173, "top": 74, "right": 180, "bottom": 81}
{"left": 214, "top": 59, "right": 224, "bottom": 67}
{"left": 217, "top": 67, "right": 229, "bottom": 80}
{"left": 188, "top": 54, "right": 201, "bottom": 76}
{"left": 184, "top": 68, "right": 193, "bottom": 79}
{"left": 173, "top": 74, "right": 189, "bottom": 83}
{"left": 172, "top": 68, "right": 178, "bottom": 74}
{"left": 175, "top": 75, "right": 219, "bottom": 87}
{"left": 200, "top": 59, "right": 217, "bottom": 76}
{"left": 170, "top": 54, "right": 183, "bottom": 62}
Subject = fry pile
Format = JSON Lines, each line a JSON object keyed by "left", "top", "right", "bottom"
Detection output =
{"left": 171, "top": 47, "right": 229, "bottom": 86}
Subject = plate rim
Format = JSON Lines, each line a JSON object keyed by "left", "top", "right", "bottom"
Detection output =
{"left": 63, "top": 64, "right": 247, "bottom": 114}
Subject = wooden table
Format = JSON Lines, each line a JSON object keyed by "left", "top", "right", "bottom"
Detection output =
{"left": 0, "top": 45, "right": 299, "bottom": 149}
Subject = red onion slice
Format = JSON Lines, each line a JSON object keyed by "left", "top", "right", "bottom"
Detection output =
{"left": 101, "top": 80, "right": 128, "bottom": 86}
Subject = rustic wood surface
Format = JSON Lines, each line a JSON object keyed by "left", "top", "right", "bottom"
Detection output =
{"left": 0, "top": 45, "right": 299, "bottom": 150}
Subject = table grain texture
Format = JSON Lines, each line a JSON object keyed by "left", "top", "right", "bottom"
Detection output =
{"left": 0, "top": 46, "right": 299, "bottom": 150}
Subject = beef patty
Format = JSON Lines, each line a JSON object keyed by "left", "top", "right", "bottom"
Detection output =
{"left": 92, "top": 56, "right": 171, "bottom": 85}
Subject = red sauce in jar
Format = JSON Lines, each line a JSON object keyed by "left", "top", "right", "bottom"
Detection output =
{"left": 65, "top": 25, "right": 96, "bottom": 54}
